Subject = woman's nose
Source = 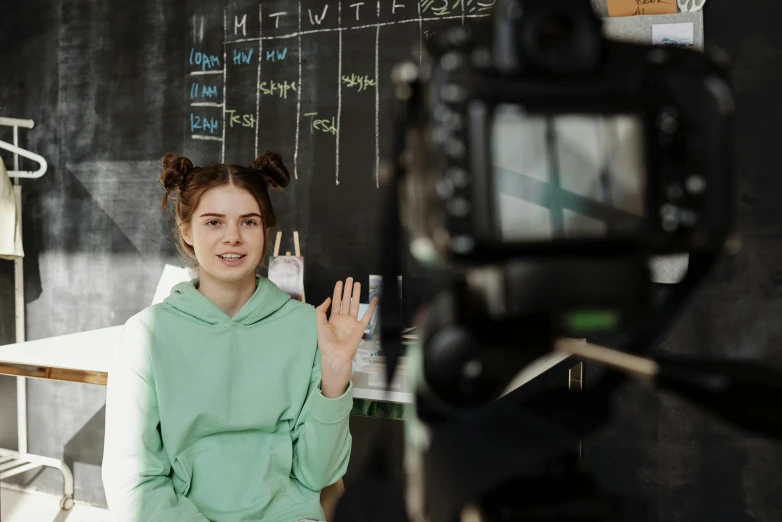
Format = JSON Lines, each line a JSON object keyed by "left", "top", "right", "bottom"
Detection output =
{"left": 222, "top": 225, "right": 242, "bottom": 244}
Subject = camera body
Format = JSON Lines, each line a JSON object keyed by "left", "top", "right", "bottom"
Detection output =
{"left": 381, "top": 2, "right": 738, "bottom": 521}
{"left": 402, "top": 0, "right": 735, "bottom": 266}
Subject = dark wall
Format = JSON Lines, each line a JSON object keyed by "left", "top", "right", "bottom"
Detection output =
{"left": 1, "top": 0, "right": 781, "bottom": 520}
{"left": 582, "top": 2, "right": 782, "bottom": 521}
{"left": 0, "top": 0, "right": 191, "bottom": 504}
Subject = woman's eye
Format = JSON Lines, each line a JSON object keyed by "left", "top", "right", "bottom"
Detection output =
{"left": 242, "top": 220, "right": 258, "bottom": 226}
{"left": 206, "top": 220, "right": 220, "bottom": 226}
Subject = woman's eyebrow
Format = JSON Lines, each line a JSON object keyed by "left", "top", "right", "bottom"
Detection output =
{"left": 199, "top": 213, "right": 262, "bottom": 218}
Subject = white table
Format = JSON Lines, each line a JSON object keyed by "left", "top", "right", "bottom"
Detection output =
{"left": 0, "top": 327, "right": 119, "bottom": 385}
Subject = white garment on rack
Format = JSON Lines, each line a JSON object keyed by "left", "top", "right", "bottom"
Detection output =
{"left": 0, "top": 155, "right": 24, "bottom": 259}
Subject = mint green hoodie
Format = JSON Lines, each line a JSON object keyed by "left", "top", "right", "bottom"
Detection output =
{"left": 102, "top": 276, "right": 353, "bottom": 522}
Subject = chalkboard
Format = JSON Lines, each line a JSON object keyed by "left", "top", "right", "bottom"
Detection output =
{"left": 178, "top": 0, "right": 494, "bottom": 315}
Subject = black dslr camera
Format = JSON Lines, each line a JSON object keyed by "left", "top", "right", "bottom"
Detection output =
{"left": 370, "top": 1, "right": 738, "bottom": 521}
{"left": 382, "top": 0, "right": 736, "bottom": 410}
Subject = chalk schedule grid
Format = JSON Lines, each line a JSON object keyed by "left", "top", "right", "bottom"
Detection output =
{"left": 184, "top": 0, "right": 494, "bottom": 188}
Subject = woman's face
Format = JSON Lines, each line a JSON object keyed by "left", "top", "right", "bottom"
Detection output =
{"left": 182, "top": 184, "right": 265, "bottom": 285}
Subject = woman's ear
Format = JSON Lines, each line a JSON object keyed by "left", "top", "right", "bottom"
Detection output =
{"left": 180, "top": 222, "right": 193, "bottom": 246}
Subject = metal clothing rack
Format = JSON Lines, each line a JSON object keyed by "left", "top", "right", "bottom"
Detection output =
{"left": 0, "top": 116, "right": 74, "bottom": 511}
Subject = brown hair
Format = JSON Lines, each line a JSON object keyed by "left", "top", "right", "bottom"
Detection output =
{"left": 159, "top": 152, "right": 290, "bottom": 270}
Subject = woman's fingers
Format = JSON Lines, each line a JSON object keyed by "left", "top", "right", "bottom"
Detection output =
{"left": 341, "top": 277, "right": 353, "bottom": 314}
{"left": 349, "top": 282, "right": 361, "bottom": 317}
{"left": 330, "top": 277, "right": 363, "bottom": 317}
{"left": 316, "top": 298, "right": 331, "bottom": 328}
{"left": 332, "top": 281, "right": 343, "bottom": 315}
{"left": 361, "top": 296, "right": 379, "bottom": 327}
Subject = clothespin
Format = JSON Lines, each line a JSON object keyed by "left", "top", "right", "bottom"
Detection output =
{"left": 676, "top": 0, "right": 707, "bottom": 12}
{"left": 273, "top": 231, "right": 301, "bottom": 257}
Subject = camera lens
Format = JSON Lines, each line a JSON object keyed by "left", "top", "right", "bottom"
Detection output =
{"left": 518, "top": 3, "right": 602, "bottom": 74}
{"left": 535, "top": 14, "right": 574, "bottom": 52}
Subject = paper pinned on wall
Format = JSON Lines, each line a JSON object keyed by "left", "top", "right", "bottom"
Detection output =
{"left": 268, "top": 255, "right": 306, "bottom": 302}
{"left": 652, "top": 22, "right": 695, "bottom": 47}
{"left": 606, "top": 0, "right": 678, "bottom": 17}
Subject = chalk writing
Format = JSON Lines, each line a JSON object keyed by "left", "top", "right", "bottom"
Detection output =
{"left": 190, "top": 114, "right": 219, "bottom": 134}
{"left": 224, "top": 110, "right": 256, "bottom": 128}
{"left": 189, "top": 83, "right": 219, "bottom": 98}
{"left": 304, "top": 112, "right": 338, "bottom": 136}
{"left": 308, "top": 4, "right": 329, "bottom": 25}
{"left": 188, "top": 3, "right": 498, "bottom": 187}
{"left": 259, "top": 80, "right": 297, "bottom": 99}
{"left": 349, "top": 2, "right": 365, "bottom": 20}
{"left": 420, "top": 0, "right": 452, "bottom": 15}
{"left": 235, "top": 14, "right": 247, "bottom": 36}
{"left": 420, "top": 0, "right": 494, "bottom": 16}
{"left": 269, "top": 12, "right": 287, "bottom": 28}
{"left": 232, "top": 48, "right": 254, "bottom": 65}
{"left": 342, "top": 73, "right": 376, "bottom": 92}
{"left": 192, "top": 15, "right": 205, "bottom": 44}
{"left": 265, "top": 48, "right": 288, "bottom": 62}
{"left": 471, "top": 0, "right": 495, "bottom": 14}
{"left": 189, "top": 48, "right": 220, "bottom": 71}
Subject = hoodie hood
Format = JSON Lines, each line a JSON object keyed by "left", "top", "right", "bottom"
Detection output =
{"left": 163, "top": 275, "right": 292, "bottom": 326}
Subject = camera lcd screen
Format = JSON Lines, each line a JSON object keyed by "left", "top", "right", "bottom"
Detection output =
{"left": 490, "top": 104, "right": 646, "bottom": 242}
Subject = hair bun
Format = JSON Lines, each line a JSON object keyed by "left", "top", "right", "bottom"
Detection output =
{"left": 251, "top": 152, "right": 290, "bottom": 189}
{"left": 159, "top": 153, "right": 194, "bottom": 208}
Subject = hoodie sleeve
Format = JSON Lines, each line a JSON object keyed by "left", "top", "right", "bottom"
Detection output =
{"left": 102, "top": 317, "right": 209, "bottom": 522}
{"left": 290, "top": 347, "right": 353, "bottom": 491}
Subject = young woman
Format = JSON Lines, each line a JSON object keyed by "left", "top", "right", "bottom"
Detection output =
{"left": 102, "top": 152, "right": 377, "bottom": 522}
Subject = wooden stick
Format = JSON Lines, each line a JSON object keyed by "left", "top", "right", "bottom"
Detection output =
{"left": 0, "top": 363, "right": 107, "bottom": 386}
{"left": 296, "top": 231, "right": 305, "bottom": 301}
{"left": 273, "top": 231, "right": 282, "bottom": 257}
{"left": 554, "top": 337, "right": 659, "bottom": 382}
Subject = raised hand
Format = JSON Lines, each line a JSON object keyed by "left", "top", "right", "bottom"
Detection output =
{"left": 315, "top": 277, "right": 378, "bottom": 397}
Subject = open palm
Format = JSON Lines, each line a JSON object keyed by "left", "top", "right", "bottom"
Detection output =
{"left": 316, "top": 277, "right": 378, "bottom": 365}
